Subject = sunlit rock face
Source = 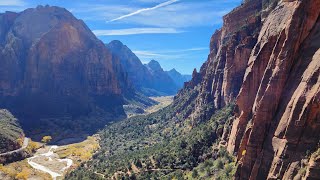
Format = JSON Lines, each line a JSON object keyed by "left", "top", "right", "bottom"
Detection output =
{"left": 175, "top": 0, "right": 320, "bottom": 179}
{"left": 229, "top": 1, "right": 320, "bottom": 179}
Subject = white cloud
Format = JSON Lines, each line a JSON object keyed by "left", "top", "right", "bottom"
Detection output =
{"left": 133, "top": 47, "right": 208, "bottom": 60}
{"left": 107, "top": 0, "right": 179, "bottom": 22}
{"left": 93, "top": 28, "right": 184, "bottom": 36}
{"left": 134, "top": 47, "right": 207, "bottom": 54}
{"left": 133, "top": 51, "right": 164, "bottom": 57}
{"left": 73, "top": 4, "right": 134, "bottom": 14}
{"left": 99, "top": 0, "right": 238, "bottom": 28}
{"left": 0, "top": 0, "right": 24, "bottom": 6}
{"left": 71, "top": 0, "right": 240, "bottom": 28}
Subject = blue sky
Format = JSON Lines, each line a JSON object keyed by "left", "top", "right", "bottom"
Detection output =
{"left": 0, "top": 0, "right": 242, "bottom": 74}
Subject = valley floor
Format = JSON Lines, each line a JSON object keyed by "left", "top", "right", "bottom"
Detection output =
{"left": 146, "top": 96, "right": 174, "bottom": 114}
{"left": 0, "top": 96, "right": 173, "bottom": 180}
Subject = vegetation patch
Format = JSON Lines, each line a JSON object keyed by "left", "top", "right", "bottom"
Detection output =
{"left": 55, "top": 136, "right": 100, "bottom": 166}
{"left": 0, "top": 159, "right": 51, "bottom": 180}
{"left": 146, "top": 96, "right": 174, "bottom": 114}
{"left": 0, "top": 110, "right": 24, "bottom": 153}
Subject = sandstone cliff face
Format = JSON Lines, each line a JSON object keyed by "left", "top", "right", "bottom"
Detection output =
{"left": 177, "top": 0, "right": 320, "bottom": 179}
{"left": 228, "top": 1, "right": 320, "bottom": 179}
{"left": 184, "top": 0, "right": 263, "bottom": 123}
{"left": 106, "top": 40, "right": 154, "bottom": 92}
{"left": 0, "top": 6, "right": 130, "bottom": 123}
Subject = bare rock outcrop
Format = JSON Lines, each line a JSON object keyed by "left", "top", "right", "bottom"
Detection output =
{"left": 305, "top": 150, "right": 320, "bottom": 180}
{"left": 184, "top": 0, "right": 263, "bottom": 124}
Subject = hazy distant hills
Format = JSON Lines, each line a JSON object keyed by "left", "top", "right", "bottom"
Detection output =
{"left": 144, "top": 59, "right": 179, "bottom": 95}
{"left": 106, "top": 41, "right": 191, "bottom": 96}
{"left": 166, "top": 68, "right": 192, "bottom": 88}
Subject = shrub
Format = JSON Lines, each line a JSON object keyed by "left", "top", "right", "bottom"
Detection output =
{"left": 192, "top": 169, "right": 199, "bottom": 178}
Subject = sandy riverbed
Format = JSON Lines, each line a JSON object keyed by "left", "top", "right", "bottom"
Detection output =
{"left": 28, "top": 146, "right": 73, "bottom": 180}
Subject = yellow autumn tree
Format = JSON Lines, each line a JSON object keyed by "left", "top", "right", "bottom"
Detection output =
{"left": 242, "top": 150, "right": 246, "bottom": 156}
{"left": 41, "top": 136, "right": 52, "bottom": 144}
{"left": 26, "top": 140, "right": 40, "bottom": 153}
{"left": 16, "top": 138, "right": 24, "bottom": 146}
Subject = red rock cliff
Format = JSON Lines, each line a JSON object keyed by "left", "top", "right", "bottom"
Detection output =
{"left": 227, "top": 1, "right": 320, "bottom": 179}
{"left": 184, "top": 0, "right": 263, "bottom": 123}
{"left": 179, "top": 0, "right": 320, "bottom": 179}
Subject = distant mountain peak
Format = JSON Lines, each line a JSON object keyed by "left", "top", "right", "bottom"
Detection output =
{"left": 169, "top": 68, "right": 178, "bottom": 72}
{"left": 147, "top": 60, "right": 163, "bottom": 72}
{"left": 148, "top": 59, "right": 160, "bottom": 65}
{"left": 166, "top": 68, "right": 192, "bottom": 88}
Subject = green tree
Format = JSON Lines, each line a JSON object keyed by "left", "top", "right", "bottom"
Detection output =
{"left": 192, "top": 169, "right": 199, "bottom": 178}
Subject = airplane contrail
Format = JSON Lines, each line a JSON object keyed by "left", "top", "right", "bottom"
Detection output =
{"left": 107, "top": 0, "right": 180, "bottom": 22}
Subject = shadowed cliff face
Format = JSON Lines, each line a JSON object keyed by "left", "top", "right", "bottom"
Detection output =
{"left": 106, "top": 40, "right": 154, "bottom": 91}
{"left": 0, "top": 6, "right": 130, "bottom": 129}
{"left": 173, "top": 0, "right": 320, "bottom": 179}
{"left": 106, "top": 41, "right": 180, "bottom": 96}
{"left": 145, "top": 60, "right": 179, "bottom": 95}
{"left": 167, "top": 68, "right": 192, "bottom": 88}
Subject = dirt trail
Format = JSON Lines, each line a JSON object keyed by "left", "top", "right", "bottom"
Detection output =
{"left": 0, "top": 138, "right": 29, "bottom": 156}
